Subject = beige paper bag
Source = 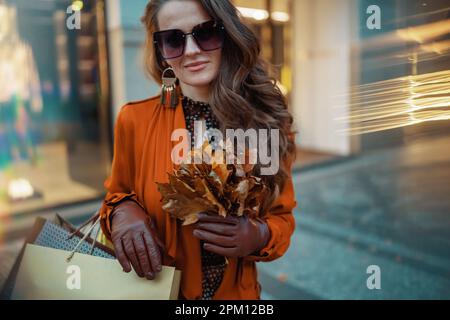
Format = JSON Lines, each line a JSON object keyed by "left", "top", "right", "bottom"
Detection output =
{"left": 11, "top": 244, "right": 181, "bottom": 300}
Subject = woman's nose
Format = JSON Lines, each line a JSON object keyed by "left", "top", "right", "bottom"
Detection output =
{"left": 184, "top": 34, "right": 201, "bottom": 56}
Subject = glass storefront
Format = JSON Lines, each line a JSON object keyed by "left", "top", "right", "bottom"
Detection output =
{"left": 357, "top": 0, "right": 450, "bottom": 151}
{"left": 0, "top": 0, "right": 111, "bottom": 216}
{"left": 233, "top": 0, "right": 293, "bottom": 98}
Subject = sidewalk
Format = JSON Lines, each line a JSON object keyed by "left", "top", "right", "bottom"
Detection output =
{"left": 258, "top": 134, "right": 450, "bottom": 299}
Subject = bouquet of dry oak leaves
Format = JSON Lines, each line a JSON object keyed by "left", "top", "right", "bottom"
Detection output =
{"left": 157, "top": 141, "right": 270, "bottom": 225}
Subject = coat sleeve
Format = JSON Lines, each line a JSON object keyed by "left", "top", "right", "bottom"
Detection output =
{"left": 99, "top": 106, "right": 145, "bottom": 240}
{"left": 245, "top": 155, "right": 297, "bottom": 263}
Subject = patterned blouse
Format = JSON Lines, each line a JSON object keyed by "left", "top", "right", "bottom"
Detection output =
{"left": 181, "top": 95, "right": 227, "bottom": 300}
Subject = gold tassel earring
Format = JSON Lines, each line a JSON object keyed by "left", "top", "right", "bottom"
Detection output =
{"left": 160, "top": 67, "right": 179, "bottom": 109}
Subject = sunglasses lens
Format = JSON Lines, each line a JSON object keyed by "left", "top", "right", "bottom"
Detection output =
{"left": 154, "top": 21, "right": 225, "bottom": 59}
{"left": 155, "top": 30, "right": 185, "bottom": 59}
{"left": 194, "top": 21, "right": 224, "bottom": 51}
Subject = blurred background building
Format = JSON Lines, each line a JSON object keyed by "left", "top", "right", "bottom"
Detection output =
{"left": 0, "top": 0, "right": 449, "bottom": 299}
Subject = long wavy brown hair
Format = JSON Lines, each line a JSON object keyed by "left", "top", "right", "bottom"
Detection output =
{"left": 141, "top": 0, "right": 296, "bottom": 213}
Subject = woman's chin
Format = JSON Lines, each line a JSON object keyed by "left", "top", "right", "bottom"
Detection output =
{"left": 182, "top": 75, "right": 215, "bottom": 88}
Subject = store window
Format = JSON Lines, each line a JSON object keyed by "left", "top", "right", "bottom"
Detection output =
{"left": 0, "top": 0, "right": 111, "bottom": 216}
{"left": 233, "top": 0, "right": 293, "bottom": 98}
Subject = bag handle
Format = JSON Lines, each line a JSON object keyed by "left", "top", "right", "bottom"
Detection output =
{"left": 66, "top": 213, "right": 101, "bottom": 262}
{"left": 67, "top": 213, "right": 99, "bottom": 237}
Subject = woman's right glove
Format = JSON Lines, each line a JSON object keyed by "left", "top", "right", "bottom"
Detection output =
{"left": 110, "top": 200, "right": 164, "bottom": 280}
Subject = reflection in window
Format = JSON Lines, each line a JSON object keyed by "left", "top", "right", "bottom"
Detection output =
{"left": 0, "top": 0, "right": 110, "bottom": 216}
{"left": 233, "top": 0, "right": 292, "bottom": 97}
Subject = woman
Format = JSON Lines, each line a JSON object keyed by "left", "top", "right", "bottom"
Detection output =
{"left": 99, "top": 0, "right": 297, "bottom": 300}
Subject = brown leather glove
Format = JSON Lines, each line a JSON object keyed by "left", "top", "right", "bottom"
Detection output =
{"left": 110, "top": 200, "right": 164, "bottom": 280}
{"left": 193, "top": 212, "right": 270, "bottom": 258}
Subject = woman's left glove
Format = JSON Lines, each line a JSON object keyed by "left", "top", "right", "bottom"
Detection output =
{"left": 193, "top": 213, "right": 270, "bottom": 258}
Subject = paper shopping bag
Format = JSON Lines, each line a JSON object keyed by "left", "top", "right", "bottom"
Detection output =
{"left": 11, "top": 244, "right": 181, "bottom": 300}
{"left": 1, "top": 214, "right": 115, "bottom": 299}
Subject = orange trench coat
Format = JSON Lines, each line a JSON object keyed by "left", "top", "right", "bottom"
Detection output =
{"left": 99, "top": 95, "right": 297, "bottom": 300}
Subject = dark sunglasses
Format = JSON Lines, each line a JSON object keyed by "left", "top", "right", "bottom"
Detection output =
{"left": 153, "top": 20, "right": 225, "bottom": 60}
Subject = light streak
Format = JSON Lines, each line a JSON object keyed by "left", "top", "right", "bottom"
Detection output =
{"left": 338, "top": 70, "right": 450, "bottom": 135}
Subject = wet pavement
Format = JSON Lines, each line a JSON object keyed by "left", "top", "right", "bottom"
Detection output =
{"left": 259, "top": 134, "right": 450, "bottom": 299}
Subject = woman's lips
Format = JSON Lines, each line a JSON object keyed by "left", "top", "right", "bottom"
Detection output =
{"left": 185, "top": 62, "right": 208, "bottom": 72}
